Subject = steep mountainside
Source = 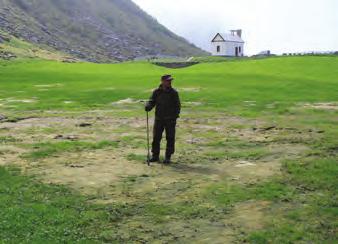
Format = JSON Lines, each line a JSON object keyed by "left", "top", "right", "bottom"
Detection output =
{"left": 0, "top": 30, "right": 75, "bottom": 61}
{"left": 0, "top": 0, "right": 206, "bottom": 62}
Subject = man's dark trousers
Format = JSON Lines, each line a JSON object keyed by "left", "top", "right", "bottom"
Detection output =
{"left": 152, "top": 119, "right": 176, "bottom": 158}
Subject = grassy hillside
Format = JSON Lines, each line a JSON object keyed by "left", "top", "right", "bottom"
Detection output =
{"left": 0, "top": 31, "right": 72, "bottom": 61}
{"left": 0, "top": 56, "right": 337, "bottom": 243}
{"left": 0, "top": 0, "right": 206, "bottom": 62}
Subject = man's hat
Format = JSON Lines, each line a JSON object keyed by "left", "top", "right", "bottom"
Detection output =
{"left": 161, "top": 74, "right": 174, "bottom": 81}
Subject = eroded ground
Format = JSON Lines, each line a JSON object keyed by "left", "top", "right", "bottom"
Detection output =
{"left": 0, "top": 105, "right": 328, "bottom": 243}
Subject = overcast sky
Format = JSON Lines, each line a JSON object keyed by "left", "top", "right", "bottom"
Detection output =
{"left": 132, "top": 0, "right": 338, "bottom": 55}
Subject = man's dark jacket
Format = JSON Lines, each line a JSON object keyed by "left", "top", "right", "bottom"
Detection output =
{"left": 145, "top": 85, "right": 181, "bottom": 120}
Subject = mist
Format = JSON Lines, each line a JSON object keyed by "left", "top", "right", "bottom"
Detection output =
{"left": 132, "top": 0, "right": 338, "bottom": 55}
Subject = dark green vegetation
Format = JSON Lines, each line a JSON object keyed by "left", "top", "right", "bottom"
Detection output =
{"left": 248, "top": 158, "right": 337, "bottom": 243}
{"left": 0, "top": 167, "right": 113, "bottom": 242}
{"left": 0, "top": 0, "right": 206, "bottom": 62}
{"left": 0, "top": 56, "right": 337, "bottom": 243}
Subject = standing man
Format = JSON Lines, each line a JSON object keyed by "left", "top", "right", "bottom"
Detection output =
{"left": 145, "top": 75, "right": 181, "bottom": 164}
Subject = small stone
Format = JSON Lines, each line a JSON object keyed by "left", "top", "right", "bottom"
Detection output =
{"left": 69, "top": 164, "right": 84, "bottom": 168}
{"left": 77, "top": 123, "right": 92, "bottom": 127}
{"left": 54, "top": 135, "right": 79, "bottom": 140}
{"left": 0, "top": 114, "right": 7, "bottom": 121}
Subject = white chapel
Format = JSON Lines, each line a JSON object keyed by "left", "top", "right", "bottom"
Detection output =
{"left": 211, "top": 30, "right": 244, "bottom": 57}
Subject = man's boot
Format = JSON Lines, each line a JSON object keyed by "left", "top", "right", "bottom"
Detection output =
{"left": 149, "top": 155, "right": 159, "bottom": 162}
{"left": 163, "top": 154, "right": 171, "bottom": 164}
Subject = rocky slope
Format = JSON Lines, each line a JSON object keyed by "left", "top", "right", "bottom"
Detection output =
{"left": 0, "top": 0, "right": 206, "bottom": 62}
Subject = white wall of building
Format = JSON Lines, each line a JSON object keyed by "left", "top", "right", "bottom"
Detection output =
{"left": 211, "top": 41, "right": 244, "bottom": 56}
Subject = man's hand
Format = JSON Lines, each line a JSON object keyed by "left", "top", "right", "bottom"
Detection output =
{"left": 145, "top": 104, "right": 152, "bottom": 112}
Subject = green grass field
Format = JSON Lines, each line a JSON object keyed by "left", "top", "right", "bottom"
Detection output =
{"left": 0, "top": 56, "right": 337, "bottom": 243}
{"left": 1, "top": 56, "right": 337, "bottom": 113}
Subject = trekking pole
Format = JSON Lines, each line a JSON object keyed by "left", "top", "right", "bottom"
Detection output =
{"left": 146, "top": 111, "right": 151, "bottom": 166}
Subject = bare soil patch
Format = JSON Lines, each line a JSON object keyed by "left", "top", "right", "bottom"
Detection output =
{"left": 228, "top": 200, "right": 270, "bottom": 231}
{"left": 112, "top": 98, "right": 142, "bottom": 105}
{"left": 0, "top": 145, "right": 27, "bottom": 166}
{"left": 302, "top": 102, "right": 338, "bottom": 110}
